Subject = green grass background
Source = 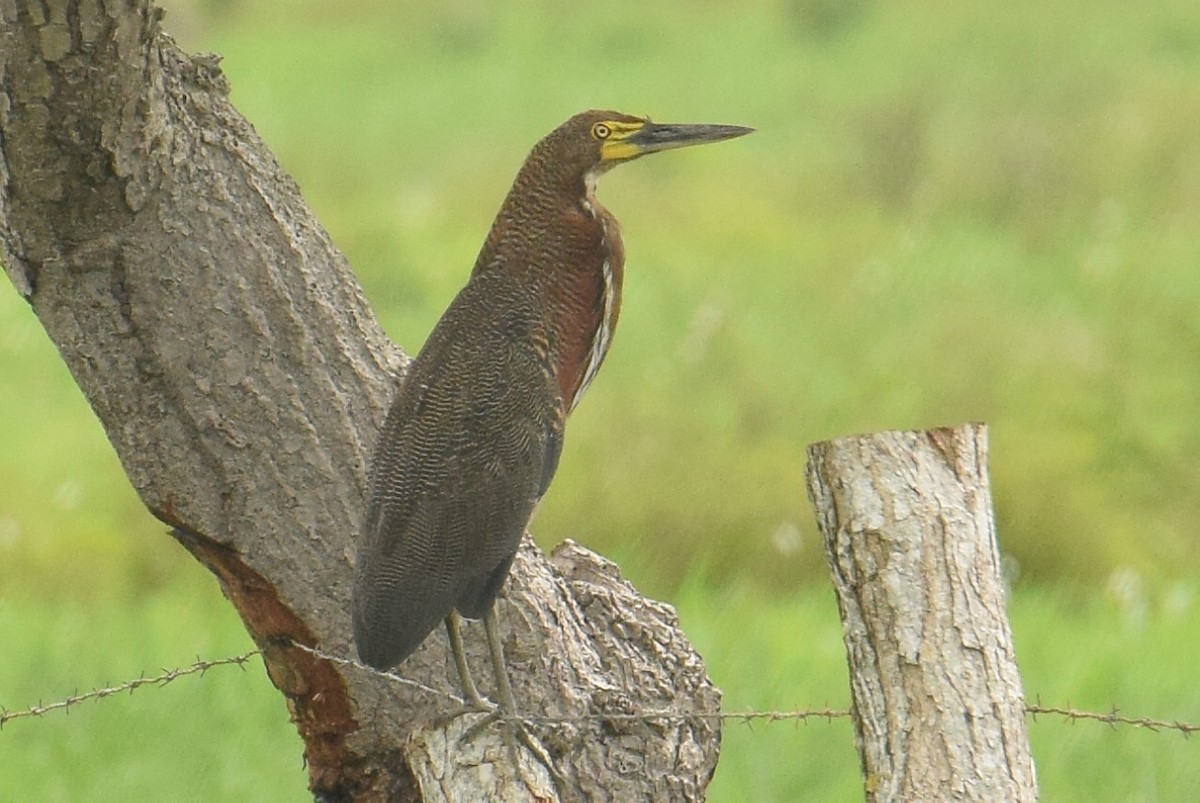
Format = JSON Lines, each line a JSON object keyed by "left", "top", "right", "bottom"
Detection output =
{"left": 2, "top": 0, "right": 1199, "bottom": 799}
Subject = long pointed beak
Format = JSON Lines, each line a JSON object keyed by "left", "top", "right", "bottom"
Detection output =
{"left": 627, "top": 122, "right": 754, "bottom": 155}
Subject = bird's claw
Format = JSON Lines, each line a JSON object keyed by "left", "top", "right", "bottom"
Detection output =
{"left": 458, "top": 707, "right": 504, "bottom": 743}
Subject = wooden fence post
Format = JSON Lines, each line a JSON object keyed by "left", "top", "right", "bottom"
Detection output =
{"left": 805, "top": 423, "right": 1038, "bottom": 801}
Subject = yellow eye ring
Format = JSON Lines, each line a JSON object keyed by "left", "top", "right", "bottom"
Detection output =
{"left": 592, "top": 123, "right": 611, "bottom": 140}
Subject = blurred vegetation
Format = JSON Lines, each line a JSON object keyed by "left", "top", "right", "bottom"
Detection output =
{"left": 4, "top": 0, "right": 1200, "bottom": 604}
{"left": 2, "top": 0, "right": 1200, "bottom": 797}
{"left": 3, "top": 0, "right": 1200, "bottom": 602}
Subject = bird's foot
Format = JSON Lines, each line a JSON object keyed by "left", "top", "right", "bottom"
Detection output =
{"left": 457, "top": 707, "right": 568, "bottom": 796}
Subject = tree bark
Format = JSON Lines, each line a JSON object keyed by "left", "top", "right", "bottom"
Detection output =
{"left": 805, "top": 424, "right": 1038, "bottom": 801}
{"left": 0, "top": 3, "right": 720, "bottom": 800}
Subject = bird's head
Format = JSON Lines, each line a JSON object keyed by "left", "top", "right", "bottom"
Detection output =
{"left": 530, "top": 110, "right": 753, "bottom": 188}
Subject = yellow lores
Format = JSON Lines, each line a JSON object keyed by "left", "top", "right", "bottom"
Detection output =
{"left": 594, "top": 119, "right": 653, "bottom": 162}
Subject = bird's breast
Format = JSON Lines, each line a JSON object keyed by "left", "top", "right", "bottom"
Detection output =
{"left": 548, "top": 201, "right": 625, "bottom": 413}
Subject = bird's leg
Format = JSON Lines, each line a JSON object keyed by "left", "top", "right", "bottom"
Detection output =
{"left": 483, "top": 604, "right": 520, "bottom": 715}
{"left": 452, "top": 602, "right": 565, "bottom": 794}
{"left": 484, "top": 604, "right": 569, "bottom": 794}
{"left": 460, "top": 603, "right": 518, "bottom": 738}
{"left": 445, "top": 611, "right": 494, "bottom": 711}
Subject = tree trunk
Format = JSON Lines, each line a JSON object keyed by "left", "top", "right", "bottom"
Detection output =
{"left": 805, "top": 424, "right": 1038, "bottom": 802}
{"left": 0, "top": 3, "right": 720, "bottom": 800}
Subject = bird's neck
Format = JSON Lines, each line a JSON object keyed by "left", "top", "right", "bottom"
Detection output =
{"left": 472, "top": 177, "right": 625, "bottom": 413}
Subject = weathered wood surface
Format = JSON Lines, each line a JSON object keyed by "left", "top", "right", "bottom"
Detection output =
{"left": 806, "top": 424, "right": 1038, "bottom": 802}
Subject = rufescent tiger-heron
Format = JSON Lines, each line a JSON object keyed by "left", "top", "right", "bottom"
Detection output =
{"left": 352, "top": 110, "right": 752, "bottom": 715}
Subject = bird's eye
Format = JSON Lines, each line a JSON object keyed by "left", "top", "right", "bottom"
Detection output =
{"left": 592, "top": 123, "right": 612, "bottom": 140}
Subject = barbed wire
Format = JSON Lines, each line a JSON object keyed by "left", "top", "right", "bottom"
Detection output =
{"left": 2, "top": 647, "right": 1197, "bottom": 738}
{"left": 0, "top": 651, "right": 260, "bottom": 728}
{"left": 280, "top": 640, "right": 844, "bottom": 726}
{"left": 285, "top": 639, "right": 463, "bottom": 704}
{"left": 1027, "top": 698, "right": 1199, "bottom": 736}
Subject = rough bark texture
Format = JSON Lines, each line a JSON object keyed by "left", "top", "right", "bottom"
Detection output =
{"left": 805, "top": 424, "right": 1037, "bottom": 802}
{"left": 0, "top": 3, "right": 721, "bottom": 800}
